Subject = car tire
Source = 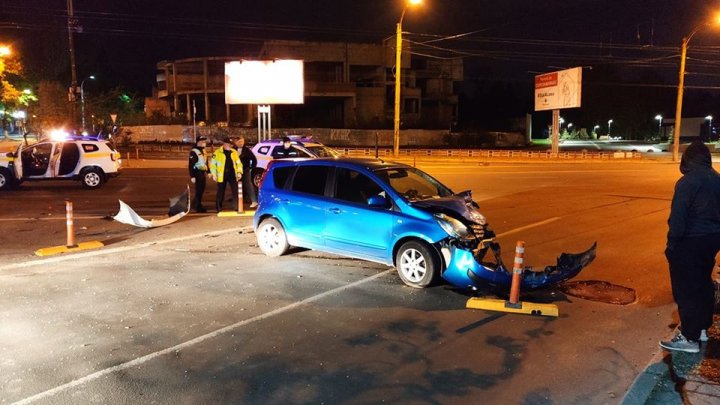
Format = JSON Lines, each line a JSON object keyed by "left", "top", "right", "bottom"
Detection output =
{"left": 395, "top": 240, "right": 438, "bottom": 288}
{"left": 256, "top": 218, "right": 289, "bottom": 257}
{"left": 252, "top": 168, "right": 265, "bottom": 188}
{"left": 80, "top": 167, "right": 105, "bottom": 189}
{"left": 0, "top": 168, "right": 16, "bottom": 190}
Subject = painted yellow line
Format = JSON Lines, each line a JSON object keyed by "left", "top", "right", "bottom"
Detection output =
{"left": 217, "top": 210, "right": 255, "bottom": 217}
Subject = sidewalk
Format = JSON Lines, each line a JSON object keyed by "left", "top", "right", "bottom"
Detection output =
{"left": 623, "top": 317, "right": 720, "bottom": 404}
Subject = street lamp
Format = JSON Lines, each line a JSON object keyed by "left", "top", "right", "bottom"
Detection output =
{"left": 80, "top": 75, "right": 95, "bottom": 132}
{"left": 655, "top": 114, "right": 663, "bottom": 136}
{"left": 0, "top": 45, "right": 10, "bottom": 57}
{"left": 673, "top": 16, "right": 720, "bottom": 161}
{"left": 393, "top": 0, "right": 423, "bottom": 157}
{"left": 608, "top": 119, "right": 613, "bottom": 137}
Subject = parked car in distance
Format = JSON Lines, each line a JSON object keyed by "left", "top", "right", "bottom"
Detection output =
{"left": 250, "top": 136, "right": 340, "bottom": 187}
{"left": 0, "top": 135, "right": 122, "bottom": 190}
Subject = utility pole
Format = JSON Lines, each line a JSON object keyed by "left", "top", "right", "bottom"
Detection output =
{"left": 67, "top": 0, "right": 79, "bottom": 126}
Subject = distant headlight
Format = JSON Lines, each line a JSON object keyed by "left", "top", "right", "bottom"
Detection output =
{"left": 435, "top": 213, "right": 470, "bottom": 239}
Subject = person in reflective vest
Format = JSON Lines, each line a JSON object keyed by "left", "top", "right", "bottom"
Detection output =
{"left": 210, "top": 136, "right": 243, "bottom": 212}
{"left": 188, "top": 136, "right": 208, "bottom": 213}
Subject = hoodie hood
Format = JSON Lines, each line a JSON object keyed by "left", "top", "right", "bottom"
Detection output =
{"left": 680, "top": 140, "right": 712, "bottom": 174}
{"left": 410, "top": 190, "right": 487, "bottom": 225}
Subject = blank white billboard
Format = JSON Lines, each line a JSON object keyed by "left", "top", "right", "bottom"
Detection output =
{"left": 225, "top": 60, "right": 304, "bottom": 104}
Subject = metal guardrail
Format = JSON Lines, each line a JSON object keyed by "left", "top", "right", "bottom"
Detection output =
{"left": 127, "top": 144, "right": 642, "bottom": 160}
{"left": 338, "top": 148, "right": 642, "bottom": 159}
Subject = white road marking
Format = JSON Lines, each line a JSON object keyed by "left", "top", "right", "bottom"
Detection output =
{"left": 8, "top": 218, "right": 561, "bottom": 403}
{"left": 495, "top": 217, "right": 561, "bottom": 238}
{"left": 0, "top": 226, "right": 250, "bottom": 272}
{"left": 11, "top": 268, "right": 395, "bottom": 405}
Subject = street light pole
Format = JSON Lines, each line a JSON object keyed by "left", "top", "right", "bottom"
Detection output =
{"left": 655, "top": 114, "right": 663, "bottom": 136}
{"left": 608, "top": 119, "right": 613, "bottom": 137}
{"left": 393, "top": 0, "right": 422, "bottom": 158}
{"left": 673, "top": 35, "right": 690, "bottom": 162}
{"left": 80, "top": 75, "right": 95, "bottom": 132}
{"left": 393, "top": 18, "right": 403, "bottom": 157}
{"left": 706, "top": 115, "right": 714, "bottom": 139}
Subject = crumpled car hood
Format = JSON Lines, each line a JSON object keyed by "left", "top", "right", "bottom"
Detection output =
{"left": 410, "top": 190, "right": 486, "bottom": 225}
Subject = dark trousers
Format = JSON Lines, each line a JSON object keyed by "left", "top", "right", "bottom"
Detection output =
{"left": 666, "top": 233, "right": 720, "bottom": 341}
{"left": 242, "top": 170, "right": 257, "bottom": 204}
{"left": 191, "top": 172, "right": 206, "bottom": 210}
{"left": 216, "top": 175, "right": 238, "bottom": 212}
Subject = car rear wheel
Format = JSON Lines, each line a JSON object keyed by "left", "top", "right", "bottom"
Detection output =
{"left": 81, "top": 167, "right": 105, "bottom": 189}
{"left": 395, "top": 241, "right": 438, "bottom": 288}
{"left": 252, "top": 168, "right": 265, "bottom": 188}
{"left": 257, "top": 218, "right": 289, "bottom": 257}
{"left": 0, "top": 168, "right": 16, "bottom": 190}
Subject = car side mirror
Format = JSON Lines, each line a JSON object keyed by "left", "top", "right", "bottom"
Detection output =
{"left": 367, "top": 194, "right": 388, "bottom": 207}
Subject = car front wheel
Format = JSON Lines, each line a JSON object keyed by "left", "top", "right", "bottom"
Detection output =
{"left": 395, "top": 241, "right": 438, "bottom": 288}
{"left": 81, "top": 167, "right": 105, "bottom": 189}
{"left": 256, "top": 218, "right": 289, "bottom": 257}
{"left": 0, "top": 168, "right": 16, "bottom": 190}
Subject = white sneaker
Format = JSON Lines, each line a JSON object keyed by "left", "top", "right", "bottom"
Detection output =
{"left": 659, "top": 333, "right": 700, "bottom": 353}
{"left": 700, "top": 329, "right": 709, "bottom": 342}
{"left": 249, "top": 202, "right": 258, "bottom": 208}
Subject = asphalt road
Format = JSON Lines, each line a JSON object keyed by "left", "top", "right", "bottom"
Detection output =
{"left": 0, "top": 160, "right": 686, "bottom": 404}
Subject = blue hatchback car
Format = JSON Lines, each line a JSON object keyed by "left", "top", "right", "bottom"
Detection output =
{"left": 253, "top": 158, "right": 595, "bottom": 290}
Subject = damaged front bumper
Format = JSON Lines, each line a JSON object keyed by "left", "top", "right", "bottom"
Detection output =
{"left": 441, "top": 242, "right": 597, "bottom": 290}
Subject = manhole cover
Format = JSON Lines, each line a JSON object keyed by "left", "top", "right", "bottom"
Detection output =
{"left": 558, "top": 280, "right": 636, "bottom": 305}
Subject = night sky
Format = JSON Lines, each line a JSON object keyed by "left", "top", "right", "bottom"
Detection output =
{"left": 2, "top": 0, "right": 720, "bottom": 133}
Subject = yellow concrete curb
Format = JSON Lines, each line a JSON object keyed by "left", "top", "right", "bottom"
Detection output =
{"left": 35, "top": 240, "right": 105, "bottom": 257}
{"left": 466, "top": 297, "right": 559, "bottom": 317}
{"left": 217, "top": 210, "right": 255, "bottom": 218}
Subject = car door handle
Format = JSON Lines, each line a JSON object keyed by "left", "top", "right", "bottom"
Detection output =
{"left": 328, "top": 208, "right": 342, "bottom": 214}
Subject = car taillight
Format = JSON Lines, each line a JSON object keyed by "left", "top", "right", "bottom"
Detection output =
{"left": 110, "top": 151, "right": 119, "bottom": 161}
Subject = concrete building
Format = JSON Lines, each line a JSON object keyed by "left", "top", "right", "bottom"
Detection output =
{"left": 153, "top": 39, "right": 462, "bottom": 129}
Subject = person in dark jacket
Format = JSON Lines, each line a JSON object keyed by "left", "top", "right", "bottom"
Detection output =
{"left": 660, "top": 140, "right": 720, "bottom": 353}
{"left": 234, "top": 136, "right": 258, "bottom": 208}
{"left": 188, "top": 137, "right": 208, "bottom": 213}
{"left": 272, "top": 136, "right": 300, "bottom": 159}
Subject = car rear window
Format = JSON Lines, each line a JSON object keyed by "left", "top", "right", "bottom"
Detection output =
{"left": 272, "top": 166, "right": 294, "bottom": 189}
{"left": 290, "top": 165, "right": 329, "bottom": 196}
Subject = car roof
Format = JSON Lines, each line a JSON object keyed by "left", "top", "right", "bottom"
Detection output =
{"left": 269, "top": 157, "right": 411, "bottom": 171}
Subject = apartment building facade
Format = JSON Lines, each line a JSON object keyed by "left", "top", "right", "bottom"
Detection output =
{"left": 153, "top": 39, "right": 462, "bottom": 129}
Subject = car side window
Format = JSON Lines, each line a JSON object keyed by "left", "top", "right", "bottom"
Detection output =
{"left": 272, "top": 166, "right": 294, "bottom": 189}
{"left": 334, "top": 168, "right": 386, "bottom": 206}
{"left": 290, "top": 165, "right": 329, "bottom": 196}
{"left": 294, "top": 148, "right": 313, "bottom": 158}
{"left": 257, "top": 146, "right": 270, "bottom": 155}
{"left": 82, "top": 144, "right": 99, "bottom": 153}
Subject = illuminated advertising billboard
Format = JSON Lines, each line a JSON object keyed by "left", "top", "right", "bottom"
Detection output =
{"left": 225, "top": 60, "right": 304, "bottom": 104}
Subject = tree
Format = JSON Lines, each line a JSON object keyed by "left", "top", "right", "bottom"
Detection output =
{"left": 35, "top": 81, "right": 71, "bottom": 131}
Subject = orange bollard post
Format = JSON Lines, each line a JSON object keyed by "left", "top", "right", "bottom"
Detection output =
{"left": 507, "top": 241, "right": 525, "bottom": 307}
{"left": 237, "top": 180, "right": 244, "bottom": 214}
{"left": 66, "top": 200, "right": 77, "bottom": 247}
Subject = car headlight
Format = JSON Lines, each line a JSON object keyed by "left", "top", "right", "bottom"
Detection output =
{"left": 435, "top": 213, "right": 470, "bottom": 239}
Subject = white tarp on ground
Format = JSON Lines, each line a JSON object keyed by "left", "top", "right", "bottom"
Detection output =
{"left": 113, "top": 187, "right": 190, "bottom": 228}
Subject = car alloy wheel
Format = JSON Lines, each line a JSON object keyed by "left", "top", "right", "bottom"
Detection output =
{"left": 81, "top": 168, "right": 104, "bottom": 189}
{"left": 400, "top": 248, "right": 426, "bottom": 283}
{"left": 257, "top": 218, "right": 289, "bottom": 257}
{"left": 395, "top": 241, "right": 437, "bottom": 288}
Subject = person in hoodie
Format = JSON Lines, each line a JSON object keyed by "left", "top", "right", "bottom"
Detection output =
{"left": 660, "top": 140, "right": 720, "bottom": 353}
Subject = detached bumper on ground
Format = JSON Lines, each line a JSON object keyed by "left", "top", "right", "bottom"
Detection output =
{"left": 442, "top": 242, "right": 597, "bottom": 290}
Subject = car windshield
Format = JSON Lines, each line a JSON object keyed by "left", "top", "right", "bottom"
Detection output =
{"left": 374, "top": 167, "right": 453, "bottom": 201}
{"left": 305, "top": 145, "right": 341, "bottom": 158}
